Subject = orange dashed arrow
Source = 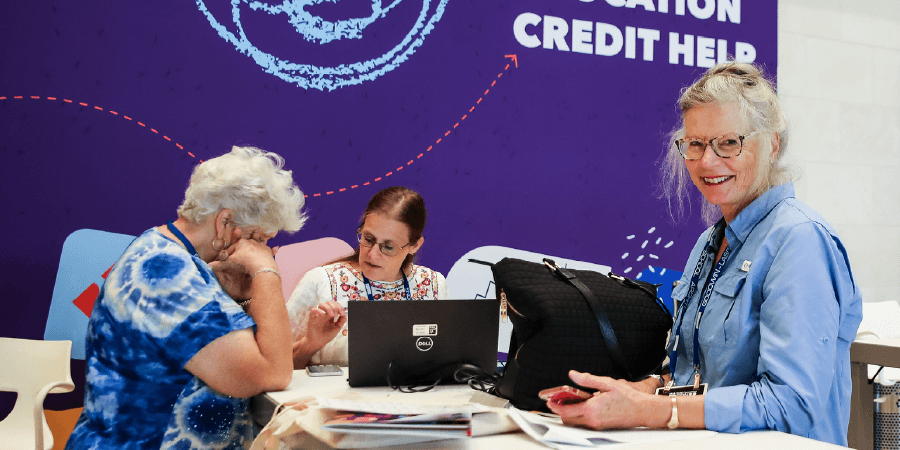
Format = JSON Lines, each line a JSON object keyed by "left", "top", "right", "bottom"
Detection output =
{"left": 306, "top": 54, "right": 519, "bottom": 198}
{"left": 0, "top": 95, "right": 197, "bottom": 162}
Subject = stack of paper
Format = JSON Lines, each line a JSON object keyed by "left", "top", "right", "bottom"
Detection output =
{"left": 507, "top": 406, "right": 717, "bottom": 449}
{"left": 313, "top": 397, "right": 491, "bottom": 447}
{"left": 323, "top": 410, "right": 472, "bottom": 439}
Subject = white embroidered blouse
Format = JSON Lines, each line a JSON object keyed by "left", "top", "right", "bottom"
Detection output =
{"left": 286, "top": 262, "right": 448, "bottom": 365}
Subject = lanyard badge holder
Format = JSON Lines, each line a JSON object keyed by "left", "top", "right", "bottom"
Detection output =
{"left": 656, "top": 224, "right": 730, "bottom": 398}
{"left": 656, "top": 371, "right": 708, "bottom": 396}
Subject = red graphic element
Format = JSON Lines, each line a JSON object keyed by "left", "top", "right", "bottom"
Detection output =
{"left": 71, "top": 263, "right": 115, "bottom": 317}
{"left": 304, "top": 54, "right": 519, "bottom": 198}
{"left": 73, "top": 283, "right": 99, "bottom": 317}
{"left": 0, "top": 95, "right": 197, "bottom": 162}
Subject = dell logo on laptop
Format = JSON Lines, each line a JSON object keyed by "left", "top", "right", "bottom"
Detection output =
{"left": 416, "top": 337, "right": 434, "bottom": 351}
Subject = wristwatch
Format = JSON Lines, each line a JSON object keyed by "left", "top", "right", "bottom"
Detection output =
{"left": 648, "top": 374, "right": 665, "bottom": 388}
{"left": 667, "top": 397, "right": 679, "bottom": 429}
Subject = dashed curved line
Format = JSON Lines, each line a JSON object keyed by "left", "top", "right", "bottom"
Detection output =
{"left": 0, "top": 95, "right": 196, "bottom": 162}
{"left": 306, "top": 56, "right": 516, "bottom": 198}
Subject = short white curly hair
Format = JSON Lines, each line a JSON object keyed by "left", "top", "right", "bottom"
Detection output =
{"left": 177, "top": 146, "right": 307, "bottom": 233}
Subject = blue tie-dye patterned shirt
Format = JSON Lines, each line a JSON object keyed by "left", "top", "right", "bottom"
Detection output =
{"left": 67, "top": 228, "right": 257, "bottom": 450}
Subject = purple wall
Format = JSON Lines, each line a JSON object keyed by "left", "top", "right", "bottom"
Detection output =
{"left": 0, "top": 0, "right": 776, "bottom": 411}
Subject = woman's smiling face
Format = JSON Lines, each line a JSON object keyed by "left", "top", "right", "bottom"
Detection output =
{"left": 683, "top": 102, "right": 763, "bottom": 222}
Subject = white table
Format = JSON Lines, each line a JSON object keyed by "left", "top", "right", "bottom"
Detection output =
{"left": 251, "top": 369, "right": 849, "bottom": 449}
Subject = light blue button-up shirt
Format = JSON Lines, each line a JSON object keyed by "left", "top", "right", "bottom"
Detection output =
{"left": 668, "top": 183, "right": 862, "bottom": 446}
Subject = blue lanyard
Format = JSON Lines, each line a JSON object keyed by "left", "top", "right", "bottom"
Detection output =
{"left": 362, "top": 273, "right": 412, "bottom": 301}
{"left": 166, "top": 221, "right": 198, "bottom": 257}
{"left": 670, "top": 222, "right": 731, "bottom": 382}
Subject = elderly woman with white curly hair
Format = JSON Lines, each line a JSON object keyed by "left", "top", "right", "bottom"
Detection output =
{"left": 67, "top": 146, "right": 306, "bottom": 450}
{"left": 548, "top": 63, "right": 862, "bottom": 446}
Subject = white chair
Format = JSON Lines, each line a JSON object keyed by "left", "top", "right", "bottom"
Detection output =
{"left": 0, "top": 338, "right": 75, "bottom": 450}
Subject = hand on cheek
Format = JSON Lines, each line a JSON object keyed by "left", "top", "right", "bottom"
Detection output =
{"left": 218, "top": 226, "right": 244, "bottom": 261}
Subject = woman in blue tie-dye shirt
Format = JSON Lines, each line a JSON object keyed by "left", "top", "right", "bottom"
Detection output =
{"left": 67, "top": 146, "right": 307, "bottom": 449}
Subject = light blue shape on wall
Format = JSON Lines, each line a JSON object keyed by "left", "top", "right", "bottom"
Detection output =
{"left": 196, "top": 0, "right": 450, "bottom": 91}
{"left": 44, "top": 229, "right": 135, "bottom": 360}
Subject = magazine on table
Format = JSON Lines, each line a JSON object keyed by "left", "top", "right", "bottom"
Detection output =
{"left": 322, "top": 410, "right": 472, "bottom": 438}
{"left": 317, "top": 397, "right": 482, "bottom": 439}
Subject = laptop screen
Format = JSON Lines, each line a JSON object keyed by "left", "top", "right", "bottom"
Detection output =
{"left": 347, "top": 299, "right": 500, "bottom": 387}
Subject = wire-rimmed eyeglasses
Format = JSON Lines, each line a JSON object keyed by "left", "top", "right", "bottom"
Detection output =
{"left": 357, "top": 232, "right": 410, "bottom": 257}
{"left": 675, "top": 130, "right": 759, "bottom": 160}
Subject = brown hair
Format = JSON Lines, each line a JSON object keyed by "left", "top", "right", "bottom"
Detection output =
{"left": 334, "top": 186, "right": 427, "bottom": 273}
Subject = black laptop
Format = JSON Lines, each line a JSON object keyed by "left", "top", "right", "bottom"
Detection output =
{"left": 347, "top": 299, "right": 500, "bottom": 387}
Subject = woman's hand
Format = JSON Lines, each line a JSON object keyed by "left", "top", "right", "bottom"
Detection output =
{"left": 628, "top": 375, "right": 667, "bottom": 394}
{"left": 210, "top": 261, "right": 252, "bottom": 300}
{"left": 291, "top": 301, "right": 347, "bottom": 368}
{"left": 547, "top": 370, "right": 664, "bottom": 430}
{"left": 211, "top": 229, "right": 277, "bottom": 300}
{"left": 304, "top": 301, "right": 347, "bottom": 349}
{"left": 223, "top": 234, "right": 277, "bottom": 275}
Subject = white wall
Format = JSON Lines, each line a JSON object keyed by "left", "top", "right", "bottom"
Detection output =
{"left": 779, "top": 0, "right": 900, "bottom": 304}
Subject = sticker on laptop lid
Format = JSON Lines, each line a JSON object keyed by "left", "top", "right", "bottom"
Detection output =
{"left": 413, "top": 324, "right": 438, "bottom": 336}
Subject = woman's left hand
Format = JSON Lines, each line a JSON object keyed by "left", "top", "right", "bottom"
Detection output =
{"left": 224, "top": 236, "right": 277, "bottom": 276}
{"left": 304, "top": 301, "right": 347, "bottom": 349}
{"left": 211, "top": 261, "right": 252, "bottom": 300}
{"left": 547, "top": 370, "right": 654, "bottom": 430}
{"left": 212, "top": 227, "right": 279, "bottom": 300}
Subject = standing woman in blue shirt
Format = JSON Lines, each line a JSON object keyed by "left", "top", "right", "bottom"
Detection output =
{"left": 548, "top": 62, "right": 862, "bottom": 446}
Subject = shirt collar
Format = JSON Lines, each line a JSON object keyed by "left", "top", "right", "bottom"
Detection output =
{"left": 725, "top": 182, "right": 795, "bottom": 246}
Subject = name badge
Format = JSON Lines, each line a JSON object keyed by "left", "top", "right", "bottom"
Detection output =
{"left": 655, "top": 383, "right": 708, "bottom": 396}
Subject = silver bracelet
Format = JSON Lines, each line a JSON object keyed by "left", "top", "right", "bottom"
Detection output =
{"left": 252, "top": 267, "right": 281, "bottom": 280}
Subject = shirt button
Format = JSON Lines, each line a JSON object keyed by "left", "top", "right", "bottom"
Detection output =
{"left": 822, "top": 337, "right": 829, "bottom": 344}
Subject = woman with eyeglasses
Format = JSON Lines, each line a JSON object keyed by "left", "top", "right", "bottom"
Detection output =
{"left": 67, "top": 146, "right": 304, "bottom": 449}
{"left": 547, "top": 62, "right": 862, "bottom": 446}
{"left": 286, "top": 186, "right": 447, "bottom": 368}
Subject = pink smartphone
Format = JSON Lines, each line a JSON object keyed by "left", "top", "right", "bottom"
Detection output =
{"left": 538, "top": 385, "right": 592, "bottom": 404}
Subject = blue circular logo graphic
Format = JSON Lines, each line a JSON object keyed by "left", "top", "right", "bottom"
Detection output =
{"left": 196, "top": 0, "right": 450, "bottom": 91}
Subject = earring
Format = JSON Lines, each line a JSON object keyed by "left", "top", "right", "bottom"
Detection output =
{"left": 211, "top": 238, "right": 226, "bottom": 252}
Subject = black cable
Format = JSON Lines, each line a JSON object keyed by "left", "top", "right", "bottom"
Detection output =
{"left": 387, "top": 361, "right": 441, "bottom": 392}
{"left": 386, "top": 361, "right": 500, "bottom": 393}
{"left": 453, "top": 363, "right": 500, "bottom": 394}
{"left": 869, "top": 365, "right": 885, "bottom": 385}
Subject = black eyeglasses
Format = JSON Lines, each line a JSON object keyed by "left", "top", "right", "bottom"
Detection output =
{"left": 357, "top": 232, "right": 410, "bottom": 257}
{"left": 675, "top": 131, "right": 759, "bottom": 160}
